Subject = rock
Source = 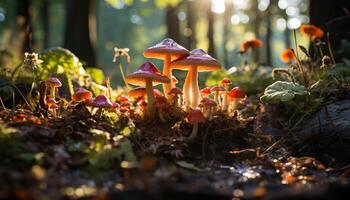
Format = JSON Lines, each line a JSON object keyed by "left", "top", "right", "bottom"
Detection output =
{"left": 291, "top": 98, "right": 350, "bottom": 167}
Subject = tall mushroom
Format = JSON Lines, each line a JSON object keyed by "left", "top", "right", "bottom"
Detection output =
{"left": 221, "top": 78, "right": 231, "bottom": 111}
{"left": 125, "top": 62, "right": 170, "bottom": 118}
{"left": 143, "top": 38, "right": 189, "bottom": 99}
{"left": 187, "top": 108, "right": 205, "bottom": 140}
{"left": 171, "top": 49, "right": 221, "bottom": 108}
{"left": 45, "top": 77, "right": 62, "bottom": 98}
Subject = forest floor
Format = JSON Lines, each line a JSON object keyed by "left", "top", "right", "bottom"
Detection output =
{"left": 1, "top": 92, "right": 350, "bottom": 200}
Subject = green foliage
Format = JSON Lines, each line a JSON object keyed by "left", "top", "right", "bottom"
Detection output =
{"left": 38, "top": 47, "right": 84, "bottom": 81}
{"left": 86, "top": 67, "right": 105, "bottom": 84}
{"left": 206, "top": 69, "right": 272, "bottom": 95}
{"left": 87, "top": 129, "right": 136, "bottom": 170}
{"left": 260, "top": 81, "right": 309, "bottom": 104}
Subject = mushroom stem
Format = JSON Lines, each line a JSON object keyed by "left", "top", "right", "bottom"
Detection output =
{"left": 145, "top": 79, "right": 156, "bottom": 118}
{"left": 162, "top": 54, "right": 172, "bottom": 99}
{"left": 187, "top": 123, "right": 198, "bottom": 140}
{"left": 191, "top": 66, "right": 199, "bottom": 108}
{"left": 222, "top": 86, "right": 228, "bottom": 111}
{"left": 183, "top": 69, "right": 192, "bottom": 109}
{"left": 49, "top": 87, "right": 55, "bottom": 98}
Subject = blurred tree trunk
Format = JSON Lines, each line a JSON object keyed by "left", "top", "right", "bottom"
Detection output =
{"left": 185, "top": 1, "right": 196, "bottom": 50}
{"left": 41, "top": 0, "right": 49, "bottom": 48}
{"left": 16, "top": 0, "right": 32, "bottom": 54}
{"left": 252, "top": 3, "right": 260, "bottom": 62}
{"left": 64, "top": 0, "right": 96, "bottom": 67}
{"left": 165, "top": 6, "right": 180, "bottom": 43}
{"left": 207, "top": 6, "right": 215, "bottom": 57}
{"left": 266, "top": 9, "right": 272, "bottom": 66}
{"left": 309, "top": 0, "right": 350, "bottom": 61}
{"left": 222, "top": 0, "right": 233, "bottom": 67}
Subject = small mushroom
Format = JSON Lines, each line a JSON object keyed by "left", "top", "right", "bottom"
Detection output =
{"left": 45, "top": 77, "right": 62, "bottom": 98}
{"left": 125, "top": 62, "right": 170, "bottom": 118}
{"left": 200, "top": 87, "right": 211, "bottom": 98}
{"left": 221, "top": 79, "right": 231, "bottom": 111}
{"left": 171, "top": 49, "right": 221, "bottom": 108}
{"left": 203, "top": 98, "right": 217, "bottom": 119}
{"left": 187, "top": 108, "right": 205, "bottom": 140}
{"left": 168, "top": 87, "right": 182, "bottom": 108}
{"left": 72, "top": 88, "right": 92, "bottom": 103}
{"left": 46, "top": 97, "right": 58, "bottom": 116}
{"left": 227, "top": 87, "right": 246, "bottom": 112}
{"left": 153, "top": 96, "right": 168, "bottom": 122}
{"left": 143, "top": 38, "right": 189, "bottom": 99}
{"left": 90, "top": 94, "right": 113, "bottom": 117}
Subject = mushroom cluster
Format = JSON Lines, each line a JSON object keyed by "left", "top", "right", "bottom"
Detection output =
{"left": 39, "top": 38, "right": 247, "bottom": 141}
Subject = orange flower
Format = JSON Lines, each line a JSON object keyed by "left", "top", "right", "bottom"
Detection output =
{"left": 300, "top": 24, "right": 324, "bottom": 40}
{"left": 279, "top": 48, "right": 295, "bottom": 63}
{"left": 240, "top": 39, "right": 263, "bottom": 53}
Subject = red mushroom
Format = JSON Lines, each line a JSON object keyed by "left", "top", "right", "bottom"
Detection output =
{"left": 187, "top": 108, "right": 205, "bottom": 140}
{"left": 143, "top": 38, "right": 189, "bottom": 99}
{"left": 46, "top": 97, "right": 58, "bottom": 117}
{"left": 200, "top": 87, "right": 211, "bottom": 98}
{"left": 171, "top": 49, "right": 221, "bottom": 108}
{"left": 72, "top": 88, "right": 92, "bottom": 103}
{"left": 227, "top": 87, "right": 246, "bottom": 112}
{"left": 125, "top": 62, "right": 170, "bottom": 118}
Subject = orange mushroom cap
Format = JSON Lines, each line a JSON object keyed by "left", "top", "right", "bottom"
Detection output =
{"left": 187, "top": 108, "right": 205, "bottom": 124}
{"left": 46, "top": 77, "right": 62, "bottom": 88}
{"left": 171, "top": 49, "right": 221, "bottom": 72}
{"left": 227, "top": 87, "right": 246, "bottom": 99}
{"left": 300, "top": 24, "right": 324, "bottom": 40}
{"left": 128, "top": 87, "right": 147, "bottom": 98}
{"left": 125, "top": 62, "right": 170, "bottom": 86}
{"left": 240, "top": 39, "right": 263, "bottom": 53}
{"left": 279, "top": 49, "right": 296, "bottom": 63}
{"left": 72, "top": 88, "right": 92, "bottom": 102}
{"left": 143, "top": 38, "right": 189, "bottom": 60}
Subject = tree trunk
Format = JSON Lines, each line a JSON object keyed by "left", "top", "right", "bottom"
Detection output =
{"left": 265, "top": 10, "right": 272, "bottom": 66}
{"left": 16, "top": 0, "right": 32, "bottom": 54}
{"left": 64, "top": 0, "right": 96, "bottom": 67}
{"left": 223, "top": 1, "right": 233, "bottom": 67}
{"left": 207, "top": 6, "right": 215, "bottom": 57}
{"left": 185, "top": 1, "right": 196, "bottom": 50}
{"left": 41, "top": 0, "right": 49, "bottom": 48}
{"left": 165, "top": 6, "right": 180, "bottom": 43}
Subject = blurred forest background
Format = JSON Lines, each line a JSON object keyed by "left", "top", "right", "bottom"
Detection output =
{"left": 0, "top": 0, "right": 349, "bottom": 85}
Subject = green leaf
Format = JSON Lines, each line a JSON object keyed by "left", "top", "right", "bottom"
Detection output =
{"left": 86, "top": 68, "right": 105, "bottom": 84}
{"left": 260, "top": 81, "right": 308, "bottom": 104}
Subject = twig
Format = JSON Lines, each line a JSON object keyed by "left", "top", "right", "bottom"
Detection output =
{"left": 327, "top": 32, "right": 336, "bottom": 64}
{"left": 293, "top": 29, "right": 307, "bottom": 86}
{"left": 0, "top": 96, "right": 6, "bottom": 110}
{"left": 11, "top": 84, "right": 33, "bottom": 111}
